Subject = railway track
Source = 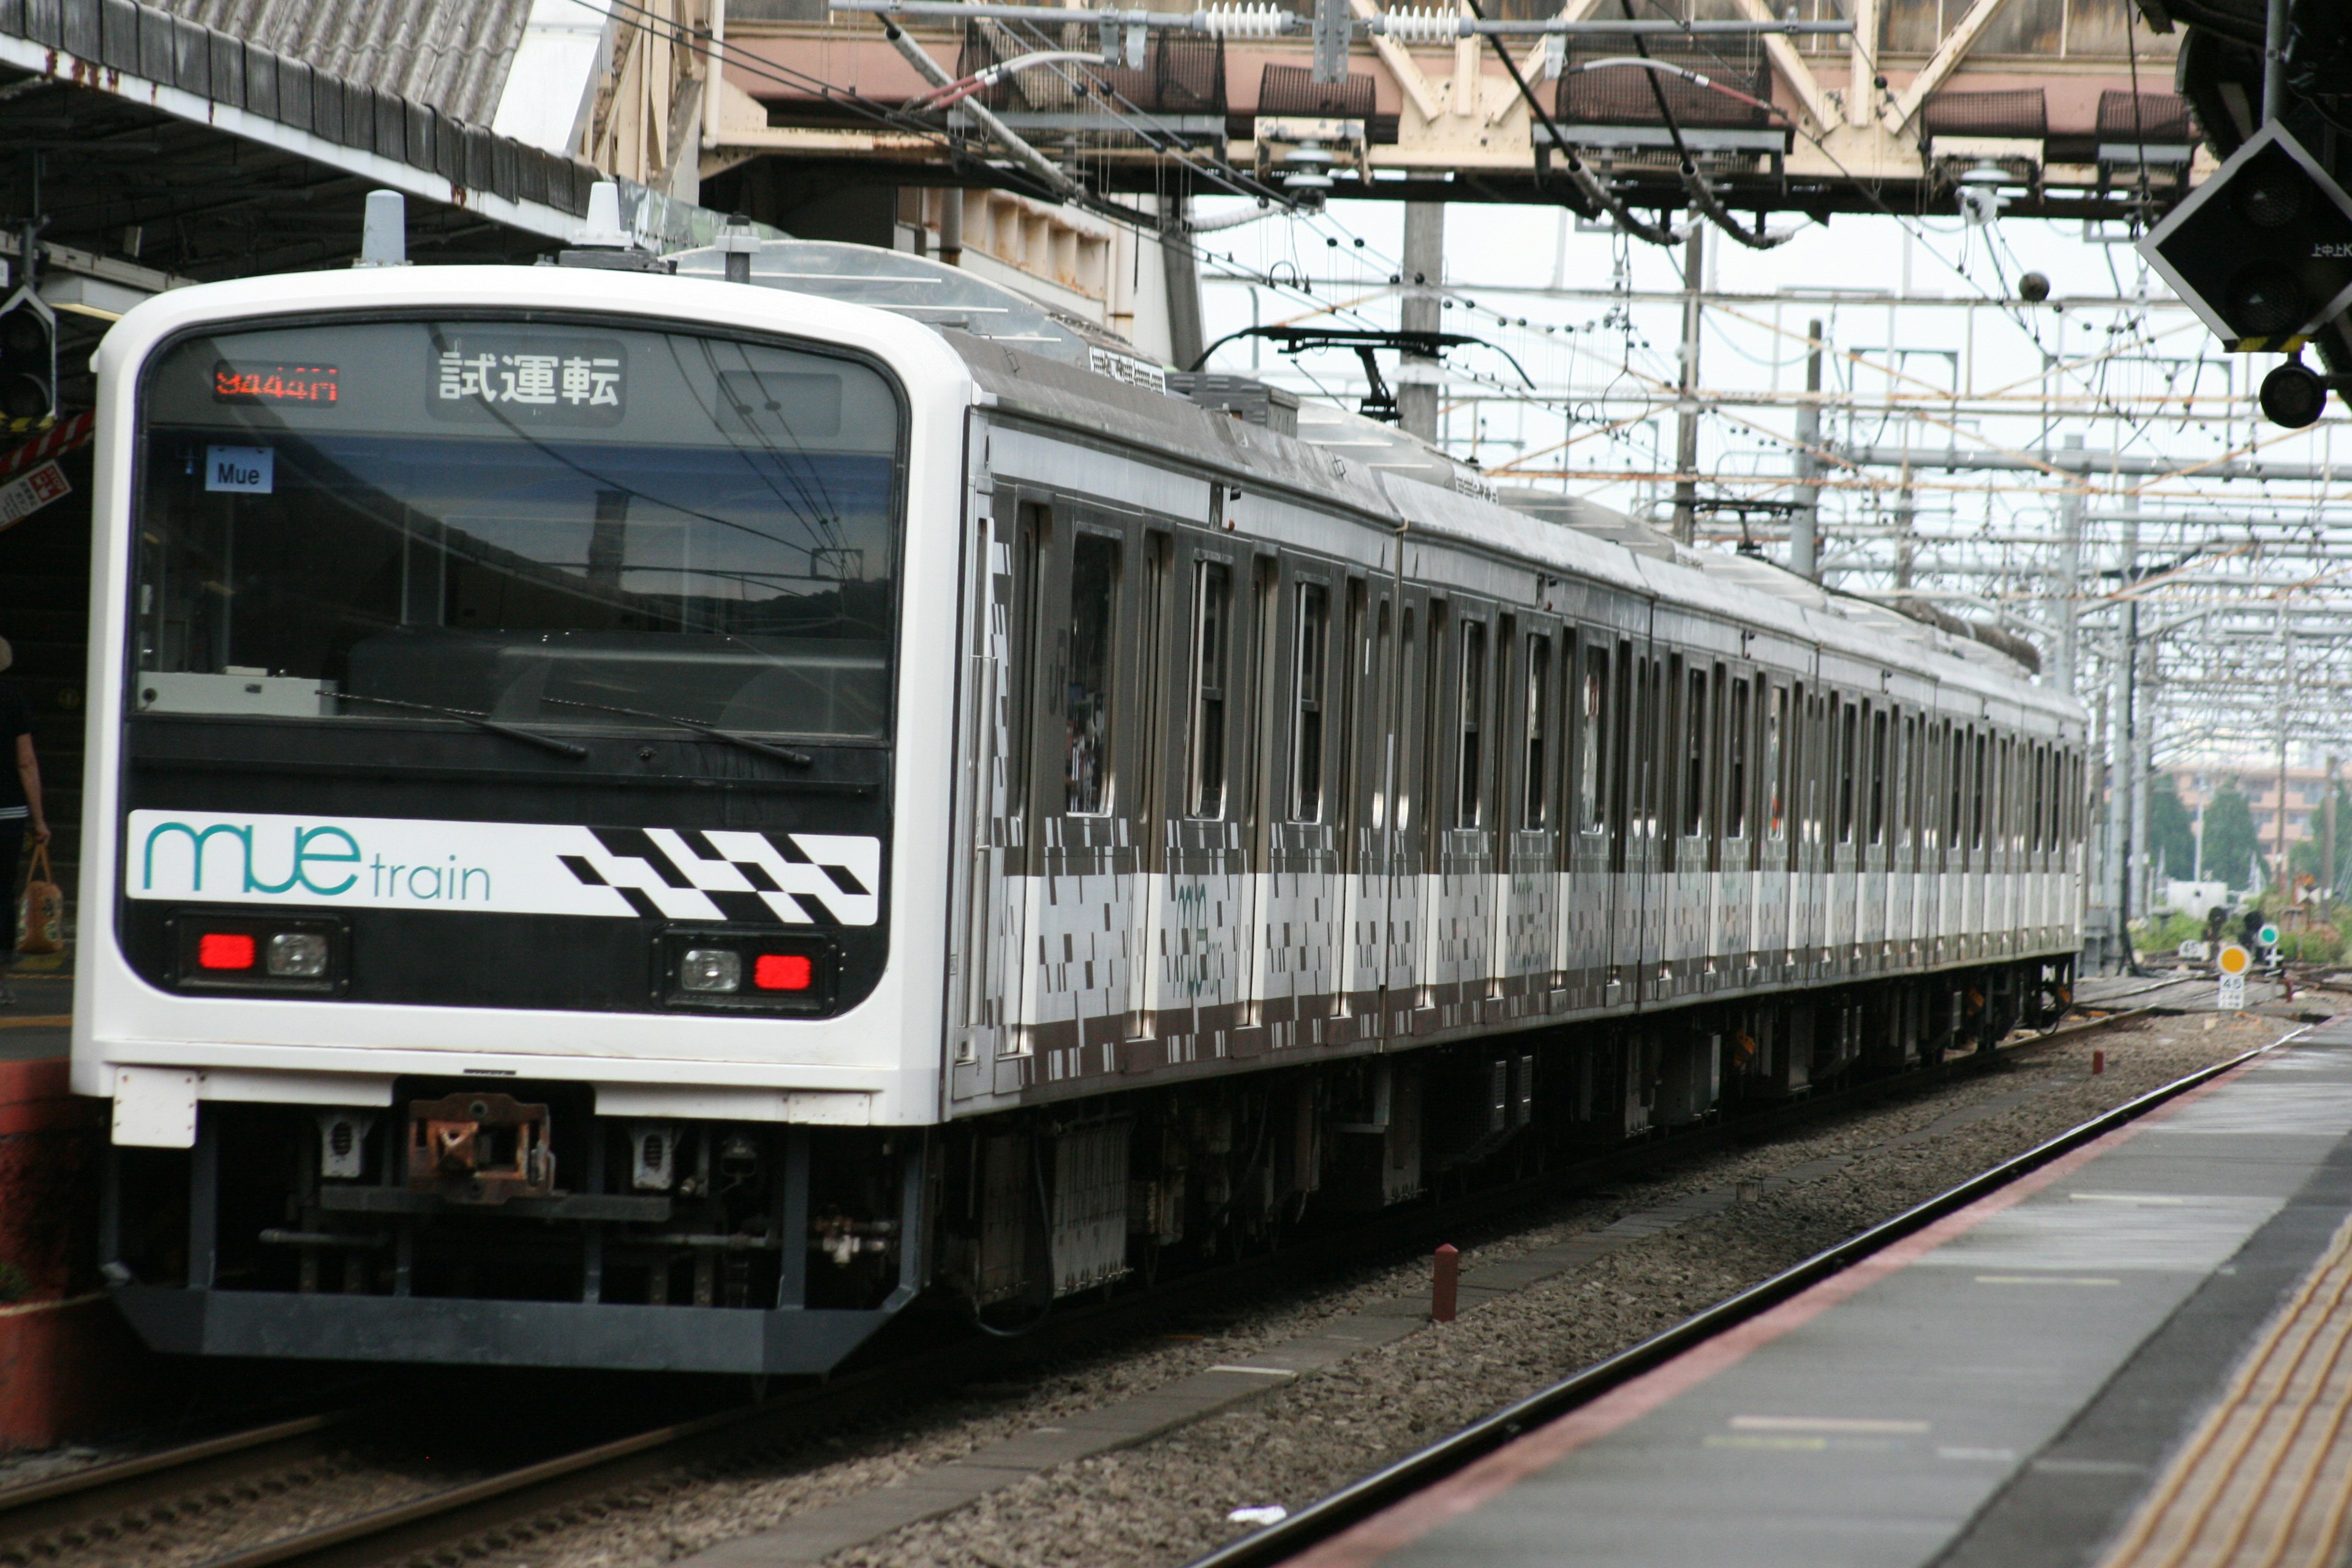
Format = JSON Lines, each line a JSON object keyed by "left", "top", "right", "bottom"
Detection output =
{"left": 0, "top": 1412, "right": 366, "bottom": 1564}
{"left": 1182, "top": 1026, "right": 2313, "bottom": 1568}
{"left": 0, "top": 1020, "right": 2177, "bottom": 1568}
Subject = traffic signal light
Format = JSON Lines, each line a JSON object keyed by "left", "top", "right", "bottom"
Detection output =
{"left": 0, "top": 287, "right": 53, "bottom": 422}
{"left": 2140, "top": 123, "right": 2352, "bottom": 353}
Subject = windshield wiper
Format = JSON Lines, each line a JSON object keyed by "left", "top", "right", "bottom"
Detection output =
{"left": 336, "top": 693, "right": 588, "bottom": 760}
{"left": 536, "top": 696, "right": 815, "bottom": 767}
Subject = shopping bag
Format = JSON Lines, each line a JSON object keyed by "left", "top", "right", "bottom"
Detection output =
{"left": 17, "top": 843, "right": 62, "bottom": 955}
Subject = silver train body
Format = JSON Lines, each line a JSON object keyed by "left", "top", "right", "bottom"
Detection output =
{"left": 75, "top": 247, "right": 2085, "bottom": 1373}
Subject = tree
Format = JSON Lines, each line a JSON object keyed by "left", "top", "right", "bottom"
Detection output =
{"left": 2148, "top": 774, "right": 2197, "bottom": 881}
{"left": 2201, "top": 780, "right": 2267, "bottom": 892}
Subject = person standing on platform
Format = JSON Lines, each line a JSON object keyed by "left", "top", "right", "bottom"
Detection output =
{"left": 0, "top": 637, "right": 47, "bottom": 1008}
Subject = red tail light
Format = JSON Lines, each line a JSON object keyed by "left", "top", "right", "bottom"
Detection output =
{"left": 197, "top": 932, "right": 257, "bottom": 970}
{"left": 753, "top": 953, "right": 813, "bottom": 992}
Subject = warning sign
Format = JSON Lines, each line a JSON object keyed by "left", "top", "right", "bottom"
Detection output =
{"left": 2217, "top": 943, "right": 2252, "bottom": 976}
{"left": 0, "top": 459, "right": 69, "bottom": 532}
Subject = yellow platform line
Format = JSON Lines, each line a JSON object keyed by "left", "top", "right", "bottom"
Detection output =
{"left": 0, "top": 1015, "right": 69, "bottom": 1029}
{"left": 2099, "top": 1212, "right": 2352, "bottom": 1568}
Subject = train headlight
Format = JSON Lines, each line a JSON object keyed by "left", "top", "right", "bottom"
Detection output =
{"left": 679, "top": 948, "right": 743, "bottom": 993}
{"left": 266, "top": 931, "right": 330, "bottom": 978}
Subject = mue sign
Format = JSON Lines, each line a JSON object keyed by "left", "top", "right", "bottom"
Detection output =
{"left": 213, "top": 362, "right": 340, "bottom": 405}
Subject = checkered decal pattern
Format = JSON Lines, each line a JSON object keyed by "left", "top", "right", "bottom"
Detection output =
{"left": 558, "top": 829, "right": 881, "bottom": 925}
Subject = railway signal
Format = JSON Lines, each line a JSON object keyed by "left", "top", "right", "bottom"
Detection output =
{"left": 0, "top": 284, "right": 54, "bottom": 423}
{"left": 2139, "top": 124, "right": 2352, "bottom": 426}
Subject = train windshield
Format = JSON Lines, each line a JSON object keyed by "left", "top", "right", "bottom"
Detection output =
{"left": 130, "top": 317, "right": 904, "bottom": 741}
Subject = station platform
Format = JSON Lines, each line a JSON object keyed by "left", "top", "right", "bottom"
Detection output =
{"left": 1296, "top": 1016, "right": 2352, "bottom": 1568}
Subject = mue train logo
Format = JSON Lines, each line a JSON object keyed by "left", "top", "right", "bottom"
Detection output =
{"left": 126, "top": 812, "right": 883, "bottom": 925}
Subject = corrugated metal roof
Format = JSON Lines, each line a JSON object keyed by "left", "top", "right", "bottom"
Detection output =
{"left": 158, "top": 0, "right": 534, "bottom": 126}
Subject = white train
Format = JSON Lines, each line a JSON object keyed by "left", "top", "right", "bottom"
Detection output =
{"left": 75, "top": 222, "right": 2086, "bottom": 1373}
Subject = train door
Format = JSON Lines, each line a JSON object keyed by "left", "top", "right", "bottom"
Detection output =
{"left": 1754, "top": 677, "right": 1792, "bottom": 980}
{"left": 1917, "top": 709, "right": 1941, "bottom": 965}
{"left": 1714, "top": 665, "right": 1754, "bottom": 988}
{"left": 1887, "top": 710, "right": 1912, "bottom": 968}
{"left": 1260, "top": 554, "right": 1343, "bottom": 1050}
{"left": 1828, "top": 693, "right": 1859, "bottom": 978}
{"left": 1433, "top": 598, "right": 1498, "bottom": 1025}
{"left": 1502, "top": 615, "right": 1563, "bottom": 1017}
{"left": 1667, "top": 652, "right": 1714, "bottom": 1000}
{"left": 1627, "top": 639, "right": 1667, "bottom": 1001}
{"left": 1346, "top": 576, "right": 1396, "bottom": 1038}
{"left": 1567, "top": 628, "right": 1614, "bottom": 1009}
{"left": 1155, "top": 534, "right": 1248, "bottom": 1068}
{"left": 1861, "top": 701, "right": 1890, "bottom": 973}
{"left": 997, "top": 500, "right": 1148, "bottom": 1075}
{"left": 1791, "top": 680, "right": 1820, "bottom": 981}
{"left": 1390, "top": 589, "right": 1435, "bottom": 1032}
{"left": 1965, "top": 725, "right": 1989, "bottom": 958}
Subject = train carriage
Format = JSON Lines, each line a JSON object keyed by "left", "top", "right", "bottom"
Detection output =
{"left": 74, "top": 226, "right": 2086, "bottom": 1374}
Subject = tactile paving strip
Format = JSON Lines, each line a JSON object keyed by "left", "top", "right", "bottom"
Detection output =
{"left": 2099, "top": 1210, "right": 2352, "bottom": 1568}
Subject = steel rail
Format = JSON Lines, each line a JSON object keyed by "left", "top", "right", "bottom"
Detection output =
{"left": 1181, "top": 1023, "right": 2319, "bottom": 1568}
{"left": 0, "top": 1410, "right": 365, "bottom": 1560}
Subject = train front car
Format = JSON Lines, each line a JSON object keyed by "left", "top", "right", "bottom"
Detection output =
{"left": 74, "top": 266, "right": 970, "bottom": 1374}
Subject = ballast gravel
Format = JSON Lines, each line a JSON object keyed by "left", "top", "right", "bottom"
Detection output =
{"left": 464, "top": 1007, "right": 2309, "bottom": 1568}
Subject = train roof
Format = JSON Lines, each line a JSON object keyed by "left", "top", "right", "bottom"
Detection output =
{"left": 660, "top": 235, "right": 2073, "bottom": 733}
{"left": 939, "top": 331, "right": 2081, "bottom": 734}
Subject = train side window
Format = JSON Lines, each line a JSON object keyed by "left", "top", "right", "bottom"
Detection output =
{"left": 1681, "top": 665, "right": 1708, "bottom": 839}
{"left": 1902, "top": 715, "right": 1919, "bottom": 848}
{"left": 1524, "top": 633, "right": 1551, "bottom": 829}
{"left": 1578, "top": 644, "right": 1608, "bottom": 834}
{"left": 1291, "top": 580, "right": 1330, "bottom": 823}
{"left": 1063, "top": 530, "right": 1118, "bottom": 816}
{"left": 1725, "top": 677, "right": 1749, "bottom": 841}
{"left": 1458, "top": 619, "right": 1488, "bottom": 828}
{"left": 1188, "top": 559, "right": 1231, "bottom": 818}
{"left": 1948, "top": 723, "right": 1965, "bottom": 851}
{"left": 1836, "top": 701, "right": 1858, "bottom": 846}
{"left": 1868, "top": 707, "right": 1888, "bottom": 847}
{"left": 1970, "top": 730, "right": 1988, "bottom": 851}
{"left": 1763, "top": 684, "right": 1785, "bottom": 840}
{"left": 1398, "top": 605, "right": 1420, "bottom": 834}
{"left": 1009, "top": 502, "right": 1047, "bottom": 815}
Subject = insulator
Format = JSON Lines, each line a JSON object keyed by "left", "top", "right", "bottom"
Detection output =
{"left": 1378, "top": 7, "right": 1458, "bottom": 45}
{"left": 1197, "top": 3, "right": 1284, "bottom": 37}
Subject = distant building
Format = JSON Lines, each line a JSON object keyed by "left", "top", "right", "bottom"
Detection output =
{"left": 2165, "top": 766, "right": 2347, "bottom": 862}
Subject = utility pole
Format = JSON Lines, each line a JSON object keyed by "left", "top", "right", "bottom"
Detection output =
{"left": 1398, "top": 203, "right": 1444, "bottom": 443}
{"left": 1670, "top": 222, "right": 1705, "bottom": 546}
{"left": 2327, "top": 753, "right": 2340, "bottom": 901}
{"left": 2277, "top": 604, "right": 2292, "bottom": 899}
{"left": 2055, "top": 435, "right": 2084, "bottom": 694}
{"left": 1891, "top": 479, "right": 1915, "bottom": 592}
{"left": 1790, "top": 318, "right": 1823, "bottom": 580}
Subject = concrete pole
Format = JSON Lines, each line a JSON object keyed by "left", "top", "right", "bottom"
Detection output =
{"left": 1891, "top": 480, "right": 1915, "bottom": 592}
{"left": 1790, "top": 319, "right": 1823, "bottom": 580}
{"left": 2133, "top": 630, "right": 2155, "bottom": 915}
{"left": 1398, "top": 202, "right": 1445, "bottom": 443}
{"left": 2265, "top": 0, "right": 2289, "bottom": 124}
{"left": 2108, "top": 625, "right": 2132, "bottom": 967}
{"left": 2277, "top": 609, "right": 2293, "bottom": 898}
{"left": 2327, "top": 754, "right": 2340, "bottom": 900}
{"left": 2055, "top": 434, "right": 2085, "bottom": 694}
{"left": 1163, "top": 192, "right": 1205, "bottom": 371}
{"left": 1670, "top": 223, "right": 1705, "bottom": 546}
